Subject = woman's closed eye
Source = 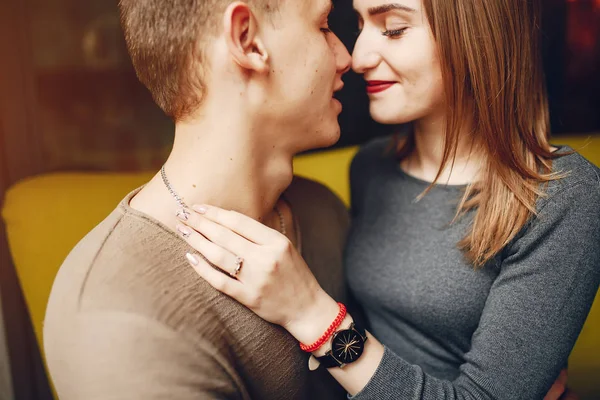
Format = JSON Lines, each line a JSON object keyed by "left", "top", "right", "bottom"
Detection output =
{"left": 382, "top": 27, "right": 408, "bottom": 38}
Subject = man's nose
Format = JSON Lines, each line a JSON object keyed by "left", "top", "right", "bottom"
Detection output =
{"left": 333, "top": 35, "right": 352, "bottom": 75}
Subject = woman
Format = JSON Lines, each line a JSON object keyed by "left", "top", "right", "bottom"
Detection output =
{"left": 175, "top": 0, "right": 600, "bottom": 398}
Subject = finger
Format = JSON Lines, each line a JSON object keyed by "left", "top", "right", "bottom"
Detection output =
{"left": 177, "top": 224, "right": 243, "bottom": 279}
{"left": 558, "top": 369, "right": 568, "bottom": 386}
{"left": 185, "top": 252, "right": 248, "bottom": 301}
{"left": 544, "top": 370, "right": 567, "bottom": 400}
{"left": 544, "top": 384, "right": 564, "bottom": 400}
{"left": 177, "top": 208, "right": 255, "bottom": 257}
{"left": 191, "top": 204, "right": 280, "bottom": 245}
{"left": 560, "top": 388, "right": 579, "bottom": 400}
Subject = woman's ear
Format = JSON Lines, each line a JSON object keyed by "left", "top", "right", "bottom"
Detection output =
{"left": 223, "top": 2, "right": 269, "bottom": 74}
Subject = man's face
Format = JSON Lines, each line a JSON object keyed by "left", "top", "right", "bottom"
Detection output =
{"left": 260, "top": 0, "right": 351, "bottom": 153}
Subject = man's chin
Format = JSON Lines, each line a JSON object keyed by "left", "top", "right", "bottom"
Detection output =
{"left": 322, "top": 126, "right": 342, "bottom": 148}
{"left": 293, "top": 128, "right": 340, "bottom": 155}
{"left": 309, "top": 125, "right": 341, "bottom": 152}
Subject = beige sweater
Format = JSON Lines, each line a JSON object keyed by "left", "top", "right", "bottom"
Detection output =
{"left": 44, "top": 178, "right": 349, "bottom": 399}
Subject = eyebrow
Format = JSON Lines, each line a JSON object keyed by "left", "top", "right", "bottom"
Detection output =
{"left": 367, "top": 3, "right": 416, "bottom": 16}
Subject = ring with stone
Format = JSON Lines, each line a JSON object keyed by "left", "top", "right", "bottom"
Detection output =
{"left": 233, "top": 256, "right": 244, "bottom": 277}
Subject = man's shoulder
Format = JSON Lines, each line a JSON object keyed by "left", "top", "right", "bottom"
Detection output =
{"left": 286, "top": 176, "right": 349, "bottom": 233}
{"left": 284, "top": 177, "right": 349, "bottom": 301}
{"left": 287, "top": 176, "right": 347, "bottom": 210}
{"left": 45, "top": 207, "right": 230, "bottom": 339}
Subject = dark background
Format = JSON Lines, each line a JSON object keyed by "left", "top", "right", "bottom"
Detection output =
{"left": 3, "top": 0, "right": 599, "bottom": 173}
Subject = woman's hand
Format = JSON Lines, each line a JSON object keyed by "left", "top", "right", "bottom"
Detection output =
{"left": 176, "top": 207, "right": 577, "bottom": 398}
{"left": 175, "top": 204, "right": 341, "bottom": 345}
{"left": 543, "top": 369, "right": 574, "bottom": 400}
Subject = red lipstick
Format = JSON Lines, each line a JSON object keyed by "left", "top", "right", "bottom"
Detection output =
{"left": 366, "top": 81, "right": 395, "bottom": 94}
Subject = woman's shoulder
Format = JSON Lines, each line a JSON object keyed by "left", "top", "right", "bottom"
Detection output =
{"left": 503, "top": 148, "right": 600, "bottom": 275}
{"left": 517, "top": 146, "right": 600, "bottom": 245}
{"left": 544, "top": 146, "right": 600, "bottom": 202}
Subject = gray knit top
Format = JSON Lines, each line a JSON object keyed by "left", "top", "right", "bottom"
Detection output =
{"left": 345, "top": 136, "right": 600, "bottom": 399}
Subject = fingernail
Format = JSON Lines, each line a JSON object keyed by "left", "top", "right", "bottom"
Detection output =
{"left": 176, "top": 224, "right": 192, "bottom": 238}
{"left": 193, "top": 205, "right": 207, "bottom": 214}
{"left": 186, "top": 252, "right": 199, "bottom": 266}
{"left": 176, "top": 208, "right": 189, "bottom": 220}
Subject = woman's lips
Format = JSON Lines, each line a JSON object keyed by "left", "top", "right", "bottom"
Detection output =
{"left": 366, "top": 81, "right": 395, "bottom": 94}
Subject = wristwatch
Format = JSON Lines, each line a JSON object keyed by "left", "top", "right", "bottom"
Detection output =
{"left": 314, "top": 321, "right": 368, "bottom": 369}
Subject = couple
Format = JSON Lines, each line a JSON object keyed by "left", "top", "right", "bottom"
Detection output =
{"left": 44, "top": 0, "right": 600, "bottom": 399}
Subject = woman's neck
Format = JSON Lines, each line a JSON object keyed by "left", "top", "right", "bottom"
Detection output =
{"left": 401, "top": 116, "right": 483, "bottom": 185}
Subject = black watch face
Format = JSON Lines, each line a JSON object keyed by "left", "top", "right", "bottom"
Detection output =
{"left": 331, "top": 329, "right": 365, "bottom": 365}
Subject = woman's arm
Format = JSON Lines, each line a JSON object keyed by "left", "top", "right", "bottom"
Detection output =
{"left": 177, "top": 180, "right": 600, "bottom": 399}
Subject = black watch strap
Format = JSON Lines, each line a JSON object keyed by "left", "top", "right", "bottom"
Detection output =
{"left": 316, "top": 353, "right": 343, "bottom": 369}
{"left": 315, "top": 321, "right": 367, "bottom": 369}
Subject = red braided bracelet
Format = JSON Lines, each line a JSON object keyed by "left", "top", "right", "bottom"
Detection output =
{"left": 299, "top": 302, "right": 347, "bottom": 353}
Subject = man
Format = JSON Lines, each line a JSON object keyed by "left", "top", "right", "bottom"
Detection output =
{"left": 43, "top": 0, "right": 351, "bottom": 398}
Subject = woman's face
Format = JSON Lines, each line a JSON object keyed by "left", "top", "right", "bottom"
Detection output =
{"left": 352, "top": 0, "right": 445, "bottom": 125}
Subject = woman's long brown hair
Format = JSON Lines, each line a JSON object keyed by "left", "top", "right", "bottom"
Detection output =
{"left": 397, "top": 0, "right": 562, "bottom": 268}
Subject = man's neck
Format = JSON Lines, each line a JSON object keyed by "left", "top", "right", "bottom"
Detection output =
{"left": 130, "top": 115, "right": 294, "bottom": 232}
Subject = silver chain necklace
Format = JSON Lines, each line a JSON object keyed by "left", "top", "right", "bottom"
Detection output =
{"left": 161, "top": 165, "right": 286, "bottom": 235}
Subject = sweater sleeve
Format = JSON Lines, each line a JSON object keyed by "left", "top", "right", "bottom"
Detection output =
{"left": 48, "top": 311, "right": 248, "bottom": 400}
{"left": 350, "top": 180, "right": 600, "bottom": 400}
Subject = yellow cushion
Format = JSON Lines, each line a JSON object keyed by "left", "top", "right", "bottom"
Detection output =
{"left": 2, "top": 137, "right": 599, "bottom": 396}
{"left": 292, "top": 146, "right": 359, "bottom": 206}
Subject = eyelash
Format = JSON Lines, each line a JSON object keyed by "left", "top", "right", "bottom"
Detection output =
{"left": 382, "top": 28, "right": 407, "bottom": 38}
{"left": 321, "top": 28, "right": 332, "bottom": 35}
{"left": 354, "top": 27, "right": 408, "bottom": 39}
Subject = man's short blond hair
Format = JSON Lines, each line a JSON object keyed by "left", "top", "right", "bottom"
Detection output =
{"left": 119, "top": 0, "right": 281, "bottom": 121}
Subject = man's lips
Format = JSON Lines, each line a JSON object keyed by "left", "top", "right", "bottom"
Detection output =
{"left": 366, "top": 80, "right": 395, "bottom": 94}
{"left": 332, "top": 82, "right": 344, "bottom": 103}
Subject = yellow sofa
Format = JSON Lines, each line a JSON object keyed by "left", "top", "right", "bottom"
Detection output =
{"left": 3, "top": 137, "right": 600, "bottom": 398}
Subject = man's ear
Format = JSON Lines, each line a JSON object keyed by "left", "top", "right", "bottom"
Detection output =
{"left": 223, "top": 2, "right": 269, "bottom": 74}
